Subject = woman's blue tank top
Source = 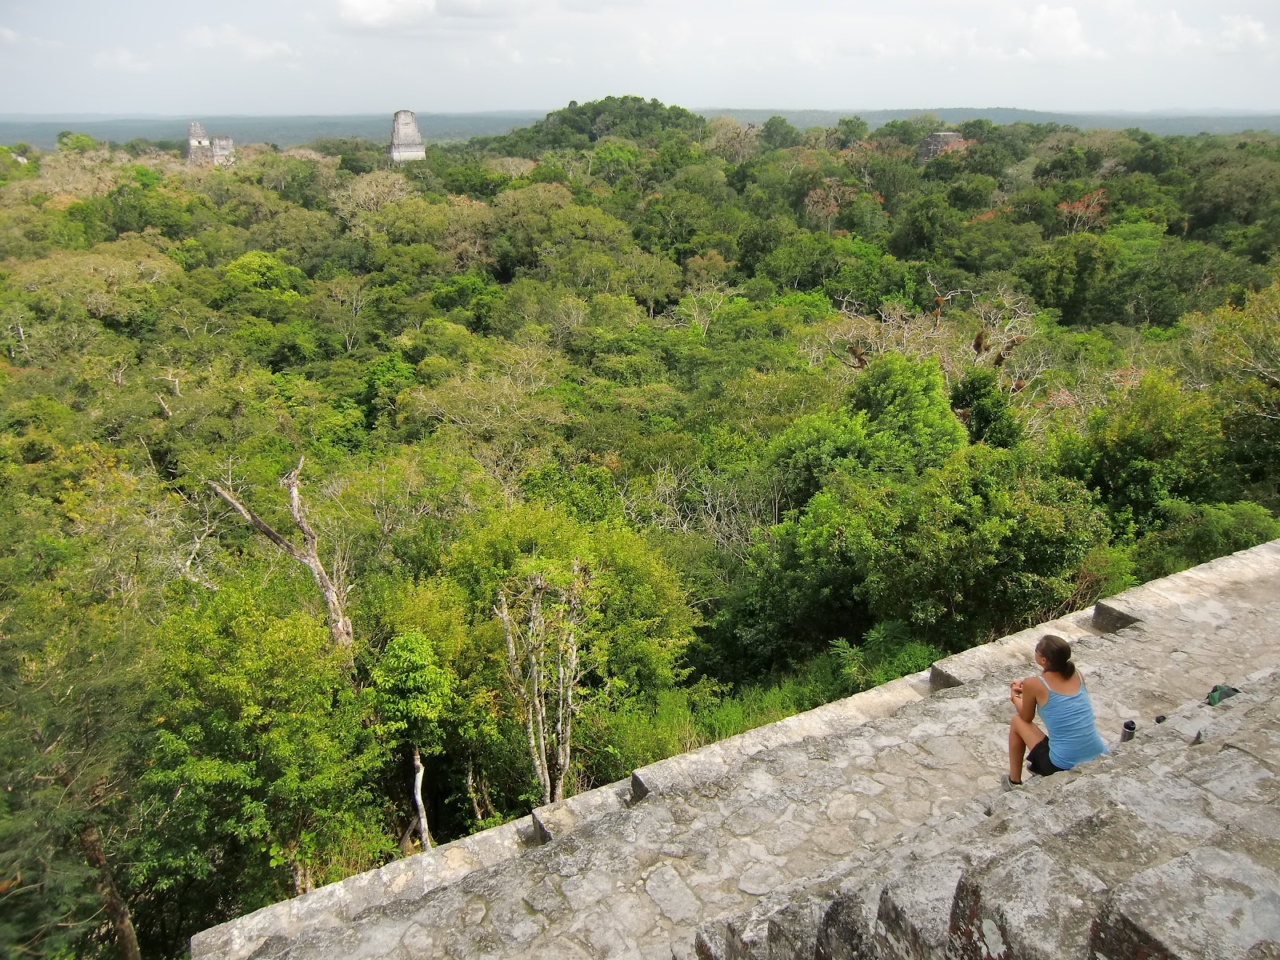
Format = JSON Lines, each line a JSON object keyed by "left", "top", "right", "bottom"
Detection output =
{"left": 1039, "top": 680, "right": 1108, "bottom": 769}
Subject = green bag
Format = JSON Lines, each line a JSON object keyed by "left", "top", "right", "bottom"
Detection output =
{"left": 1206, "top": 684, "right": 1240, "bottom": 706}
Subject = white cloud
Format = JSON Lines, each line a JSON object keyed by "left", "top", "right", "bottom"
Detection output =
{"left": 1123, "top": 9, "right": 1202, "bottom": 55}
{"left": 1218, "top": 14, "right": 1270, "bottom": 50}
{"left": 558, "top": 0, "right": 643, "bottom": 9}
{"left": 336, "top": 0, "right": 541, "bottom": 31}
{"left": 188, "top": 24, "right": 299, "bottom": 60}
{"left": 91, "top": 46, "right": 151, "bottom": 73}
{"left": 0, "top": 24, "right": 61, "bottom": 50}
{"left": 493, "top": 32, "right": 524, "bottom": 63}
{"left": 438, "top": 0, "right": 538, "bottom": 18}
{"left": 338, "top": 0, "right": 437, "bottom": 27}
{"left": 1015, "top": 5, "right": 1106, "bottom": 62}
{"left": 7, "top": 0, "right": 1280, "bottom": 115}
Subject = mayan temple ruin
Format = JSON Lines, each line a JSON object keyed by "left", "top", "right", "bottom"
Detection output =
{"left": 917, "top": 131, "right": 964, "bottom": 165}
{"left": 187, "top": 121, "right": 235, "bottom": 167}
{"left": 388, "top": 109, "right": 427, "bottom": 164}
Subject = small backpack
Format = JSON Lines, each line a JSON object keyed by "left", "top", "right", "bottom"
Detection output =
{"left": 1205, "top": 684, "right": 1240, "bottom": 706}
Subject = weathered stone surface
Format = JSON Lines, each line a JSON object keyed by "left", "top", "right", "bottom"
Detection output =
{"left": 917, "top": 132, "right": 964, "bottom": 164}
{"left": 189, "top": 816, "right": 537, "bottom": 960}
{"left": 1091, "top": 848, "right": 1280, "bottom": 960}
{"left": 388, "top": 109, "right": 426, "bottom": 164}
{"left": 193, "top": 540, "right": 1280, "bottom": 960}
{"left": 930, "top": 610, "right": 1099, "bottom": 689}
{"left": 875, "top": 856, "right": 965, "bottom": 960}
{"left": 533, "top": 779, "right": 630, "bottom": 842}
{"left": 188, "top": 121, "right": 234, "bottom": 167}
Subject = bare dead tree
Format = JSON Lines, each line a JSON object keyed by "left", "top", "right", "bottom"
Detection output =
{"left": 106, "top": 357, "right": 129, "bottom": 387}
{"left": 321, "top": 276, "right": 368, "bottom": 353}
{"left": 31, "top": 728, "right": 143, "bottom": 960}
{"left": 410, "top": 745, "right": 433, "bottom": 848}
{"left": 207, "top": 457, "right": 354, "bottom": 654}
{"left": 172, "top": 490, "right": 230, "bottom": 591}
{"left": 169, "top": 305, "right": 225, "bottom": 340}
{"left": 6, "top": 312, "right": 31, "bottom": 362}
{"left": 494, "top": 560, "right": 589, "bottom": 806}
{"left": 496, "top": 583, "right": 551, "bottom": 805}
{"left": 671, "top": 281, "right": 729, "bottom": 336}
{"left": 465, "top": 761, "right": 498, "bottom": 823}
{"left": 154, "top": 369, "right": 183, "bottom": 397}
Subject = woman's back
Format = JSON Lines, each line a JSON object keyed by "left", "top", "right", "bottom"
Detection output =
{"left": 1038, "top": 680, "right": 1107, "bottom": 769}
{"left": 1042, "top": 669, "right": 1081, "bottom": 697}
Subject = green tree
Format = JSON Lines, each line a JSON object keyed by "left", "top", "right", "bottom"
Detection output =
{"left": 1132, "top": 500, "right": 1280, "bottom": 580}
{"left": 1067, "top": 374, "right": 1233, "bottom": 530}
{"left": 888, "top": 192, "right": 965, "bottom": 257}
{"left": 848, "top": 354, "right": 968, "bottom": 473}
{"left": 141, "top": 578, "right": 388, "bottom": 911}
{"left": 371, "top": 630, "right": 457, "bottom": 849}
{"left": 759, "top": 116, "right": 804, "bottom": 151}
{"left": 833, "top": 117, "right": 870, "bottom": 149}
{"left": 57, "top": 131, "right": 100, "bottom": 153}
{"left": 951, "top": 368, "right": 1023, "bottom": 447}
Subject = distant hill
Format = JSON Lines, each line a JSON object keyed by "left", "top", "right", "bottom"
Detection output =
{"left": 703, "top": 108, "right": 1280, "bottom": 137}
{"left": 3, "top": 107, "right": 1279, "bottom": 151}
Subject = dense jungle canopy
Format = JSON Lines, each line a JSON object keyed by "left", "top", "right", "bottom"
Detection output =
{"left": 2, "top": 96, "right": 1280, "bottom": 959}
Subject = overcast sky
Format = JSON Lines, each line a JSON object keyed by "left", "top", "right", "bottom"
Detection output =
{"left": 1, "top": 0, "right": 1278, "bottom": 116}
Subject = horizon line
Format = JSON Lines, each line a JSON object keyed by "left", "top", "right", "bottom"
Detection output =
{"left": 5, "top": 106, "right": 1280, "bottom": 122}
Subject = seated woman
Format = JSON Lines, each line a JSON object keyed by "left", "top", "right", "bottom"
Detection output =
{"left": 1006, "top": 634, "right": 1108, "bottom": 788}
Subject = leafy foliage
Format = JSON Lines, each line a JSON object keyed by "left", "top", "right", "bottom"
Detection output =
{"left": 2, "top": 98, "right": 1278, "bottom": 957}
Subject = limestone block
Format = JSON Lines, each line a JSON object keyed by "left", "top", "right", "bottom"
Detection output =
{"left": 948, "top": 845, "right": 1107, "bottom": 960}
{"left": 694, "top": 923, "right": 729, "bottom": 960}
{"left": 875, "top": 855, "right": 966, "bottom": 960}
{"left": 190, "top": 817, "right": 535, "bottom": 960}
{"left": 532, "top": 780, "right": 630, "bottom": 842}
{"left": 453, "top": 815, "right": 536, "bottom": 866}
{"left": 930, "top": 610, "right": 1095, "bottom": 688}
{"left": 765, "top": 898, "right": 826, "bottom": 960}
{"left": 644, "top": 864, "right": 702, "bottom": 925}
{"left": 632, "top": 741, "right": 732, "bottom": 800}
{"left": 815, "top": 886, "right": 879, "bottom": 960}
{"left": 1089, "top": 848, "right": 1280, "bottom": 960}
{"left": 1091, "top": 598, "right": 1143, "bottom": 633}
{"left": 723, "top": 912, "right": 770, "bottom": 960}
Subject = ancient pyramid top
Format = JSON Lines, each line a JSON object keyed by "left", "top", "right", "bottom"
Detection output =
{"left": 388, "top": 109, "right": 426, "bottom": 164}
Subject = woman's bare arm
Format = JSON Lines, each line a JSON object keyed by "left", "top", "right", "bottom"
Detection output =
{"left": 1013, "top": 675, "right": 1044, "bottom": 723}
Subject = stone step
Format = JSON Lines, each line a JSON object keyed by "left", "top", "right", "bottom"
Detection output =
{"left": 189, "top": 815, "right": 542, "bottom": 960}
{"left": 192, "top": 538, "right": 1280, "bottom": 960}
{"left": 948, "top": 680, "right": 1280, "bottom": 960}
{"left": 191, "top": 668, "right": 937, "bottom": 958}
{"left": 929, "top": 609, "right": 1100, "bottom": 689}
{"left": 190, "top": 671, "right": 936, "bottom": 960}
{"left": 630, "top": 669, "right": 935, "bottom": 804}
{"left": 240, "top": 666, "right": 1047, "bottom": 960}
{"left": 700, "top": 670, "right": 1280, "bottom": 960}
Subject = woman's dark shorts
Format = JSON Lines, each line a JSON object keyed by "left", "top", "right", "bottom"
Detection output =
{"left": 1027, "top": 738, "right": 1065, "bottom": 777}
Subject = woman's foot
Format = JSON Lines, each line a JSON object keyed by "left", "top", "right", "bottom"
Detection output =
{"left": 1001, "top": 774, "right": 1023, "bottom": 792}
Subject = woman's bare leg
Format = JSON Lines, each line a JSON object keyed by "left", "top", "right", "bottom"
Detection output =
{"left": 1008, "top": 716, "right": 1046, "bottom": 783}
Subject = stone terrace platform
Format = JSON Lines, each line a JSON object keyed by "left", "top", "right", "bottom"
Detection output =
{"left": 192, "top": 540, "right": 1280, "bottom": 960}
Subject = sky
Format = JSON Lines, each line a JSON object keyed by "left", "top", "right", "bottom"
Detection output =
{"left": 1, "top": 0, "right": 1278, "bottom": 116}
